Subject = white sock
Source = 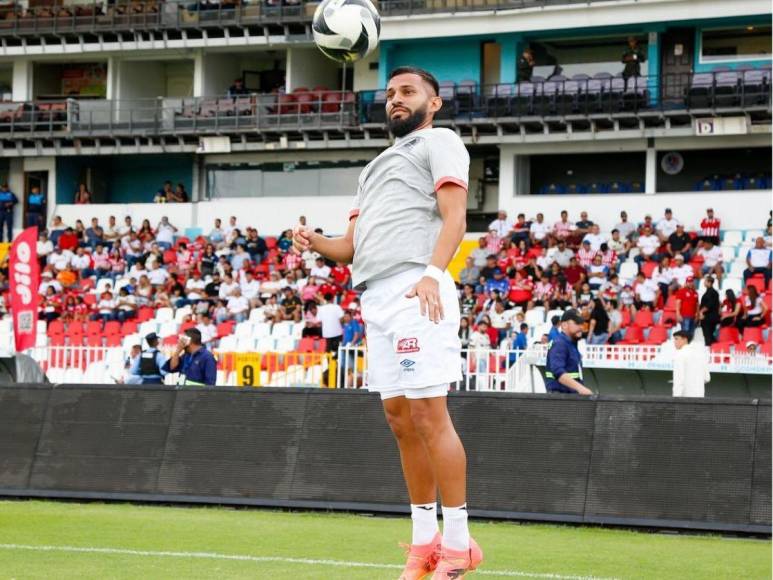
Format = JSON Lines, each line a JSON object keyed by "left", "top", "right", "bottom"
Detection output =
{"left": 441, "top": 504, "right": 470, "bottom": 551}
{"left": 410, "top": 503, "right": 439, "bottom": 545}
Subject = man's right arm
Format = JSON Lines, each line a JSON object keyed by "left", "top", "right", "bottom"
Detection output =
{"left": 294, "top": 217, "right": 356, "bottom": 265}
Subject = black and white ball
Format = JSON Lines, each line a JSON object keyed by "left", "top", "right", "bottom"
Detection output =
{"left": 312, "top": 0, "right": 381, "bottom": 64}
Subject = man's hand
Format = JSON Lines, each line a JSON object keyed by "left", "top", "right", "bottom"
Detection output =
{"left": 406, "top": 276, "right": 444, "bottom": 324}
{"left": 176, "top": 337, "right": 188, "bottom": 354}
{"left": 575, "top": 385, "right": 594, "bottom": 396}
{"left": 292, "top": 225, "right": 313, "bottom": 254}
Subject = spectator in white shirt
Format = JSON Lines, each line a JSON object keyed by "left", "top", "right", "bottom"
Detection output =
{"left": 147, "top": 262, "right": 170, "bottom": 286}
{"left": 744, "top": 237, "right": 772, "bottom": 288}
{"left": 209, "top": 218, "right": 225, "bottom": 247}
{"left": 529, "top": 213, "right": 551, "bottom": 247}
{"left": 655, "top": 208, "right": 679, "bottom": 241}
{"left": 103, "top": 215, "right": 120, "bottom": 242}
{"left": 218, "top": 273, "right": 240, "bottom": 299}
{"left": 608, "top": 229, "right": 629, "bottom": 259}
{"left": 317, "top": 293, "right": 345, "bottom": 353}
{"left": 155, "top": 216, "right": 177, "bottom": 250}
{"left": 223, "top": 216, "right": 237, "bottom": 240}
{"left": 697, "top": 239, "right": 724, "bottom": 280}
{"left": 37, "top": 232, "right": 54, "bottom": 265}
{"left": 614, "top": 211, "right": 637, "bottom": 241}
{"left": 117, "top": 216, "right": 134, "bottom": 241}
{"left": 310, "top": 256, "right": 332, "bottom": 281}
{"left": 185, "top": 270, "right": 207, "bottom": 302}
{"left": 470, "top": 237, "right": 489, "bottom": 269}
{"left": 115, "top": 288, "right": 137, "bottom": 322}
{"left": 38, "top": 270, "right": 62, "bottom": 295}
{"left": 70, "top": 247, "right": 92, "bottom": 274}
{"left": 635, "top": 226, "right": 661, "bottom": 266}
{"left": 240, "top": 270, "right": 261, "bottom": 303}
{"left": 670, "top": 254, "right": 694, "bottom": 287}
{"left": 488, "top": 210, "right": 513, "bottom": 239}
{"left": 548, "top": 240, "right": 574, "bottom": 268}
{"left": 196, "top": 313, "right": 218, "bottom": 346}
{"left": 634, "top": 272, "right": 659, "bottom": 309}
{"left": 582, "top": 224, "right": 607, "bottom": 252}
{"left": 48, "top": 248, "right": 72, "bottom": 272}
{"left": 226, "top": 287, "right": 250, "bottom": 322}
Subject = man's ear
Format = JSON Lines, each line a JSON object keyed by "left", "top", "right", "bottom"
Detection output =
{"left": 428, "top": 95, "right": 442, "bottom": 114}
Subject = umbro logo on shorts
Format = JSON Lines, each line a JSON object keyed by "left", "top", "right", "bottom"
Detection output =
{"left": 396, "top": 338, "right": 420, "bottom": 353}
{"left": 400, "top": 359, "right": 416, "bottom": 368}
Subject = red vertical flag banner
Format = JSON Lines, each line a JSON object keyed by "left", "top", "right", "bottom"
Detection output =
{"left": 9, "top": 226, "right": 39, "bottom": 352}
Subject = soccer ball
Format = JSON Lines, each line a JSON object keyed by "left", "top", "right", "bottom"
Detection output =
{"left": 312, "top": 0, "right": 381, "bottom": 64}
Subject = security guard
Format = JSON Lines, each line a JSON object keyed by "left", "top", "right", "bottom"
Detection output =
{"left": 621, "top": 36, "right": 647, "bottom": 80}
{"left": 130, "top": 333, "right": 168, "bottom": 385}
{"left": 0, "top": 183, "right": 18, "bottom": 243}
{"left": 163, "top": 328, "right": 217, "bottom": 386}
{"left": 544, "top": 310, "right": 593, "bottom": 395}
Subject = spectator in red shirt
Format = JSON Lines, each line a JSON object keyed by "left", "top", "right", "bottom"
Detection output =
{"left": 331, "top": 262, "right": 351, "bottom": 289}
{"left": 58, "top": 227, "right": 79, "bottom": 252}
{"left": 699, "top": 208, "right": 721, "bottom": 246}
{"left": 507, "top": 270, "right": 533, "bottom": 309}
{"left": 564, "top": 256, "right": 586, "bottom": 288}
{"left": 674, "top": 276, "right": 699, "bottom": 335}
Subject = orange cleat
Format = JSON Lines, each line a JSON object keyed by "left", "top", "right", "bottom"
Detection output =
{"left": 398, "top": 531, "right": 442, "bottom": 580}
{"left": 431, "top": 537, "right": 483, "bottom": 579}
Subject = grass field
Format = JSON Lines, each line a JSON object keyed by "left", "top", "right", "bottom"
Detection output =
{"left": 0, "top": 500, "right": 769, "bottom": 579}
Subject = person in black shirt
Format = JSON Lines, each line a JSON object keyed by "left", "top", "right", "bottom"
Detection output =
{"left": 517, "top": 48, "right": 535, "bottom": 82}
{"left": 587, "top": 298, "right": 610, "bottom": 345}
{"left": 227, "top": 78, "right": 249, "bottom": 97}
{"left": 698, "top": 276, "right": 720, "bottom": 345}
{"left": 245, "top": 228, "right": 267, "bottom": 263}
{"left": 204, "top": 272, "right": 222, "bottom": 303}
{"left": 667, "top": 224, "right": 693, "bottom": 261}
{"left": 479, "top": 255, "right": 499, "bottom": 281}
{"left": 622, "top": 36, "right": 647, "bottom": 80}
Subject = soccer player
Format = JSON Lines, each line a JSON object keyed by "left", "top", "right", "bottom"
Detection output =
{"left": 292, "top": 66, "right": 483, "bottom": 579}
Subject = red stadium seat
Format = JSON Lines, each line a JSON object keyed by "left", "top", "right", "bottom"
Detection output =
{"left": 86, "top": 334, "right": 103, "bottom": 347}
{"left": 105, "top": 334, "right": 122, "bottom": 347}
{"left": 46, "top": 320, "right": 64, "bottom": 336}
{"left": 216, "top": 321, "right": 236, "bottom": 338}
{"left": 83, "top": 294, "right": 96, "bottom": 307}
{"left": 86, "top": 320, "right": 102, "bottom": 335}
{"left": 136, "top": 307, "right": 155, "bottom": 323}
{"left": 180, "top": 320, "right": 197, "bottom": 332}
{"left": 265, "top": 236, "right": 277, "bottom": 250}
{"left": 633, "top": 309, "right": 654, "bottom": 328}
{"left": 619, "top": 325, "right": 644, "bottom": 344}
{"left": 620, "top": 307, "right": 632, "bottom": 328}
{"left": 175, "top": 236, "right": 190, "bottom": 248}
{"left": 104, "top": 321, "right": 121, "bottom": 336}
{"left": 710, "top": 341, "right": 733, "bottom": 364}
{"left": 68, "top": 321, "right": 84, "bottom": 335}
{"left": 742, "top": 327, "right": 764, "bottom": 345}
{"left": 644, "top": 326, "right": 668, "bottom": 345}
{"left": 120, "top": 320, "right": 139, "bottom": 336}
{"left": 49, "top": 334, "right": 66, "bottom": 346}
{"left": 163, "top": 249, "right": 177, "bottom": 264}
{"left": 747, "top": 275, "right": 767, "bottom": 293}
{"left": 162, "top": 335, "right": 178, "bottom": 347}
{"left": 718, "top": 326, "right": 740, "bottom": 344}
{"left": 761, "top": 342, "right": 772, "bottom": 357}
{"left": 641, "top": 261, "right": 658, "bottom": 279}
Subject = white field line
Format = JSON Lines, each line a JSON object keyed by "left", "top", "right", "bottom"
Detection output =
{"left": 0, "top": 543, "right": 619, "bottom": 580}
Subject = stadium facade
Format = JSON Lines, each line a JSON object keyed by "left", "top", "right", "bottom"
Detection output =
{"left": 0, "top": 0, "right": 770, "bottom": 235}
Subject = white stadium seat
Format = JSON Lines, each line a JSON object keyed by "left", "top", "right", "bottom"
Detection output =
{"left": 722, "top": 231, "right": 743, "bottom": 246}
{"left": 252, "top": 322, "right": 272, "bottom": 338}
{"left": 218, "top": 335, "right": 238, "bottom": 352}
{"left": 721, "top": 277, "right": 743, "bottom": 296}
{"left": 248, "top": 307, "right": 267, "bottom": 323}
{"left": 745, "top": 229, "right": 763, "bottom": 242}
{"left": 155, "top": 307, "right": 174, "bottom": 323}
{"left": 174, "top": 306, "right": 193, "bottom": 323}
{"left": 729, "top": 261, "right": 747, "bottom": 278}
{"left": 46, "top": 368, "right": 67, "bottom": 383}
{"left": 525, "top": 309, "right": 545, "bottom": 327}
{"left": 271, "top": 322, "right": 293, "bottom": 338}
{"left": 618, "top": 261, "right": 638, "bottom": 284}
{"left": 236, "top": 337, "right": 256, "bottom": 352}
{"left": 138, "top": 321, "right": 158, "bottom": 338}
{"left": 720, "top": 246, "right": 737, "bottom": 262}
{"left": 255, "top": 337, "right": 276, "bottom": 352}
{"left": 158, "top": 321, "right": 179, "bottom": 338}
{"left": 63, "top": 368, "right": 84, "bottom": 383}
{"left": 274, "top": 336, "right": 296, "bottom": 353}
{"left": 234, "top": 321, "right": 254, "bottom": 338}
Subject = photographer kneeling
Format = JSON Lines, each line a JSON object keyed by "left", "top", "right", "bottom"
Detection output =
{"left": 163, "top": 328, "right": 217, "bottom": 386}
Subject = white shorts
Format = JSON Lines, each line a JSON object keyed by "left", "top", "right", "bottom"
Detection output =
{"left": 360, "top": 265, "right": 462, "bottom": 400}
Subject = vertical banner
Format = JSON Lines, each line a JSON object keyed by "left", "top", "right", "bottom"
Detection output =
{"left": 9, "top": 227, "right": 39, "bottom": 353}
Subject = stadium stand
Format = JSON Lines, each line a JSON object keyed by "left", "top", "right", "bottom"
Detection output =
{"left": 0, "top": 204, "right": 769, "bottom": 384}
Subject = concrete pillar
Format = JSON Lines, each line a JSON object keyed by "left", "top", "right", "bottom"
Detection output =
{"left": 497, "top": 146, "right": 515, "bottom": 207}
{"left": 645, "top": 147, "right": 657, "bottom": 194}
{"left": 106, "top": 56, "right": 118, "bottom": 100}
{"left": 12, "top": 60, "right": 32, "bottom": 102}
{"left": 7, "top": 159, "right": 24, "bottom": 237}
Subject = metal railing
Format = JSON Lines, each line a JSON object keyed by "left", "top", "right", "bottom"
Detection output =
{"left": 0, "top": 91, "right": 359, "bottom": 136}
{"left": 0, "top": 0, "right": 640, "bottom": 36}
{"left": 1, "top": 70, "right": 766, "bottom": 139}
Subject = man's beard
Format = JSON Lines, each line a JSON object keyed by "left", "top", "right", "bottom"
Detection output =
{"left": 387, "top": 104, "right": 427, "bottom": 137}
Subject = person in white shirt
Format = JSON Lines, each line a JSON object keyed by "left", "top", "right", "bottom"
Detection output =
{"left": 672, "top": 330, "right": 709, "bottom": 398}
{"left": 117, "top": 216, "right": 134, "bottom": 241}
{"left": 218, "top": 273, "right": 240, "bottom": 299}
{"left": 102, "top": 215, "right": 120, "bottom": 242}
{"left": 316, "top": 293, "right": 345, "bottom": 352}
{"left": 185, "top": 271, "right": 207, "bottom": 302}
{"left": 70, "top": 247, "right": 92, "bottom": 273}
{"left": 96, "top": 291, "right": 116, "bottom": 321}
{"left": 614, "top": 211, "right": 637, "bottom": 241}
{"left": 223, "top": 216, "right": 237, "bottom": 240}
{"left": 302, "top": 248, "right": 321, "bottom": 271}
{"left": 48, "top": 248, "right": 73, "bottom": 272}
{"left": 155, "top": 216, "right": 177, "bottom": 250}
{"left": 582, "top": 224, "right": 607, "bottom": 252}
{"left": 655, "top": 208, "right": 679, "bottom": 241}
{"left": 670, "top": 254, "right": 694, "bottom": 287}
{"left": 469, "top": 320, "right": 492, "bottom": 350}
{"left": 607, "top": 229, "right": 629, "bottom": 259}
{"left": 488, "top": 210, "right": 513, "bottom": 239}
{"left": 697, "top": 239, "right": 724, "bottom": 279}
{"left": 259, "top": 272, "right": 282, "bottom": 299}
{"left": 209, "top": 218, "right": 225, "bottom": 247}
{"left": 226, "top": 287, "right": 250, "bottom": 322}
{"left": 636, "top": 226, "right": 661, "bottom": 262}
{"left": 310, "top": 256, "right": 332, "bottom": 281}
{"left": 37, "top": 233, "right": 54, "bottom": 263}
{"left": 745, "top": 237, "right": 772, "bottom": 288}
{"left": 38, "top": 271, "right": 62, "bottom": 295}
{"left": 548, "top": 240, "right": 574, "bottom": 268}
{"left": 196, "top": 313, "right": 218, "bottom": 346}
{"left": 634, "top": 272, "right": 659, "bottom": 308}
{"left": 147, "top": 262, "right": 170, "bottom": 286}
{"left": 529, "top": 213, "right": 551, "bottom": 247}
{"left": 240, "top": 271, "right": 261, "bottom": 303}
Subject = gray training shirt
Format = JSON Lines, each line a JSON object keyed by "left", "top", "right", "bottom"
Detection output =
{"left": 349, "top": 127, "right": 470, "bottom": 288}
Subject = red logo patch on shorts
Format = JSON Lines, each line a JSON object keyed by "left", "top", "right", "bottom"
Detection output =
{"left": 396, "top": 338, "right": 420, "bottom": 353}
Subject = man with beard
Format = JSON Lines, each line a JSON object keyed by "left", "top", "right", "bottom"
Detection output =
{"left": 545, "top": 309, "right": 594, "bottom": 395}
{"left": 292, "top": 66, "right": 482, "bottom": 579}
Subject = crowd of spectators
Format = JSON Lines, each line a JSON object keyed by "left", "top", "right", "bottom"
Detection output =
{"left": 0, "top": 205, "right": 769, "bottom": 359}
{"left": 458, "top": 207, "right": 771, "bottom": 351}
